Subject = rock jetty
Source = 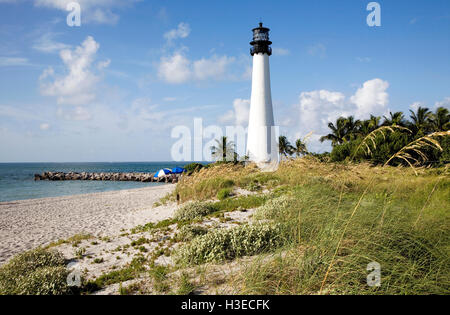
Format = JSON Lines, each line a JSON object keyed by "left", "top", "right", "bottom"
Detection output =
{"left": 34, "top": 172, "right": 180, "bottom": 184}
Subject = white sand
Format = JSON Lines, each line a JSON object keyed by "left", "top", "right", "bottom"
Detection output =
{"left": 0, "top": 185, "right": 175, "bottom": 265}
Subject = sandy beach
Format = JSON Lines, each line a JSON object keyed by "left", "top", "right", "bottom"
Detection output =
{"left": 0, "top": 184, "right": 175, "bottom": 265}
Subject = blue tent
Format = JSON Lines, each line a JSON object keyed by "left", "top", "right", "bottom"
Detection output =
{"left": 154, "top": 168, "right": 172, "bottom": 178}
{"left": 172, "top": 167, "right": 187, "bottom": 174}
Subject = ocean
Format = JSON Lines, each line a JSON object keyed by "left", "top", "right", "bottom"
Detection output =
{"left": 0, "top": 162, "right": 192, "bottom": 202}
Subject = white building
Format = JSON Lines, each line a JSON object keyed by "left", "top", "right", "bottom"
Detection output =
{"left": 246, "top": 23, "right": 279, "bottom": 171}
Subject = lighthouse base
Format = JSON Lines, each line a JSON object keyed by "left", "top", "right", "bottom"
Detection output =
{"left": 247, "top": 125, "right": 279, "bottom": 172}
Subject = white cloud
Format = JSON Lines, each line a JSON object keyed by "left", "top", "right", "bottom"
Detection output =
{"left": 164, "top": 22, "right": 191, "bottom": 43}
{"left": 298, "top": 90, "right": 347, "bottom": 134}
{"left": 34, "top": 0, "right": 139, "bottom": 24}
{"left": 158, "top": 23, "right": 249, "bottom": 84}
{"left": 158, "top": 53, "right": 236, "bottom": 84}
{"left": 219, "top": 99, "right": 250, "bottom": 127}
{"left": 435, "top": 97, "right": 450, "bottom": 109}
{"left": 410, "top": 101, "right": 424, "bottom": 112}
{"left": 0, "top": 57, "right": 30, "bottom": 66}
{"left": 350, "top": 78, "right": 389, "bottom": 119}
{"left": 39, "top": 36, "right": 109, "bottom": 105}
{"left": 283, "top": 79, "right": 390, "bottom": 152}
{"left": 39, "top": 123, "right": 50, "bottom": 130}
{"left": 158, "top": 53, "right": 191, "bottom": 84}
{"left": 57, "top": 106, "right": 92, "bottom": 121}
{"left": 32, "top": 32, "right": 70, "bottom": 53}
{"left": 272, "top": 48, "right": 290, "bottom": 56}
{"left": 193, "top": 55, "right": 235, "bottom": 80}
{"left": 97, "top": 59, "right": 111, "bottom": 70}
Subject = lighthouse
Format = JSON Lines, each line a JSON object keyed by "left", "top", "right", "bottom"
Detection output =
{"left": 246, "top": 23, "right": 279, "bottom": 171}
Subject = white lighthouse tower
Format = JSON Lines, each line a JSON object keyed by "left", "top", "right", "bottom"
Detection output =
{"left": 246, "top": 23, "right": 279, "bottom": 171}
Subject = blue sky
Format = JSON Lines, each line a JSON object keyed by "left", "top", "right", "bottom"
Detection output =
{"left": 0, "top": 0, "right": 449, "bottom": 162}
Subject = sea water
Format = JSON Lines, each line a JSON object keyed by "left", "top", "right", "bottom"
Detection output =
{"left": 0, "top": 162, "right": 191, "bottom": 202}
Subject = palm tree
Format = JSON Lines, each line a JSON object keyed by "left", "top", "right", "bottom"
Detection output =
{"left": 429, "top": 107, "right": 450, "bottom": 132}
{"left": 210, "top": 136, "right": 237, "bottom": 162}
{"left": 294, "top": 139, "right": 308, "bottom": 157}
{"left": 383, "top": 111, "right": 406, "bottom": 127}
{"left": 278, "top": 136, "right": 295, "bottom": 158}
{"left": 320, "top": 117, "right": 348, "bottom": 146}
{"left": 409, "top": 107, "right": 432, "bottom": 134}
{"left": 358, "top": 115, "right": 381, "bottom": 136}
{"left": 343, "top": 116, "right": 361, "bottom": 141}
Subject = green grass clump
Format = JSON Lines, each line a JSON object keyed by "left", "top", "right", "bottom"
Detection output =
{"left": 174, "top": 223, "right": 285, "bottom": 265}
{"left": 174, "top": 201, "right": 216, "bottom": 221}
{"left": 131, "top": 218, "right": 179, "bottom": 234}
{"left": 131, "top": 237, "right": 149, "bottom": 247}
{"left": 89, "top": 256, "right": 147, "bottom": 289}
{"left": 211, "top": 194, "right": 268, "bottom": 213}
{"left": 0, "top": 248, "right": 71, "bottom": 295}
{"left": 217, "top": 188, "right": 233, "bottom": 201}
{"left": 46, "top": 234, "right": 92, "bottom": 248}
{"left": 150, "top": 265, "right": 170, "bottom": 293}
{"left": 177, "top": 272, "right": 195, "bottom": 295}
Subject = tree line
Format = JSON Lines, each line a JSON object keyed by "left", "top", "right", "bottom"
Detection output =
{"left": 211, "top": 106, "right": 449, "bottom": 167}
{"left": 280, "top": 106, "right": 449, "bottom": 166}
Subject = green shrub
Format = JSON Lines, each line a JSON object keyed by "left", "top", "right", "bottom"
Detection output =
{"left": 174, "top": 201, "right": 216, "bottom": 221}
{"left": 15, "top": 266, "right": 71, "bottom": 295}
{"left": 174, "top": 223, "right": 285, "bottom": 265}
{"left": 176, "top": 225, "right": 209, "bottom": 242}
{"left": 0, "top": 248, "right": 71, "bottom": 295}
{"left": 253, "top": 195, "right": 294, "bottom": 221}
{"left": 217, "top": 188, "right": 233, "bottom": 201}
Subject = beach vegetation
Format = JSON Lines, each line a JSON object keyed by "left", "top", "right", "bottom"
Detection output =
{"left": 93, "top": 258, "right": 104, "bottom": 264}
{"left": 75, "top": 247, "right": 86, "bottom": 259}
{"left": 174, "top": 223, "right": 286, "bottom": 266}
{"left": 130, "top": 237, "right": 149, "bottom": 247}
{"left": 176, "top": 272, "right": 196, "bottom": 295}
{"left": 184, "top": 163, "right": 205, "bottom": 175}
{"left": 150, "top": 265, "right": 170, "bottom": 293}
{"left": 175, "top": 225, "right": 209, "bottom": 242}
{"left": 174, "top": 201, "right": 216, "bottom": 221}
{"left": 0, "top": 248, "right": 72, "bottom": 295}
{"left": 88, "top": 256, "right": 147, "bottom": 289}
{"left": 119, "top": 282, "right": 142, "bottom": 295}
{"left": 170, "top": 154, "right": 449, "bottom": 294}
{"left": 217, "top": 188, "right": 233, "bottom": 200}
{"left": 319, "top": 106, "right": 449, "bottom": 166}
{"left": 46, "top": 234, "right": 93, "bottom": 249}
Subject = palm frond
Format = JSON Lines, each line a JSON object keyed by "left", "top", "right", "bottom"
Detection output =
{"left": 384, "top": 131, "right": 450, "bottom": 175}
{"left": 351, "top": 126, "right": 411, "bottom": 161}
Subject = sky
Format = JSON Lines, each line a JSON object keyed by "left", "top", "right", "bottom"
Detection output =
{"left": 0, "top": 0, "right": 449, "bottom": 162}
